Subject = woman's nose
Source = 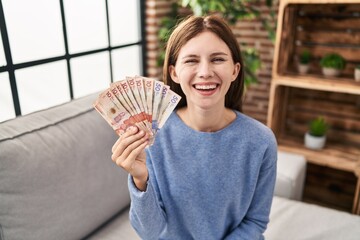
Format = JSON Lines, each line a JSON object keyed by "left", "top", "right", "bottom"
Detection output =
{"left": 197, "top": 61, "right": 214, "bottom": 79}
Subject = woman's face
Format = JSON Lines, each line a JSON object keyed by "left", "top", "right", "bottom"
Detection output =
{"left": 169, "top": 31, "right": 240, "bottom": 111}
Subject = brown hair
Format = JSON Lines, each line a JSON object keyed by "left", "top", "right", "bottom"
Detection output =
{"left": 163, "top": 15, "right": 245, "bottom": 112}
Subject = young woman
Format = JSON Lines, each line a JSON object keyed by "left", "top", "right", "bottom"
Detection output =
{"left": 111, "top": 15, "right": 277, "bottom": 240}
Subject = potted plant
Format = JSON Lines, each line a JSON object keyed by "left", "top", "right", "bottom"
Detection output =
{"left": 320, "top": 53, "right": 346, "bottom": 77}
{"left": 304, "top": 116, "right": 329, "bottom": 150}
{"left": 298, "top": 50, "right": 311, "bottom": 74}
{"left": 355, "top": 65, "right": 360, "bottom": 82}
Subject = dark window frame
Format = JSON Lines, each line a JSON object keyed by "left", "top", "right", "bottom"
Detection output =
{"left": 0, "top": 0, "right": 147, "bottom": 117}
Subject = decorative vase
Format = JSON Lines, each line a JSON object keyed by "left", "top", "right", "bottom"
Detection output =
{"left": 355, "top": 68, "right": 360, "bottom": 82}
{"left": 322, "top": 67, "right": 340, "bottom": 77}
{"left": 304, "top": 132, "right": 326, "bottom": 150}
{"left": 298, "top": 64, "right": 309, "bottom": 74}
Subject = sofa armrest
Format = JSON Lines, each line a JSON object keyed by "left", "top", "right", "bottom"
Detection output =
{"left": 275, "top": 151, "right": 306, "bottom": 200}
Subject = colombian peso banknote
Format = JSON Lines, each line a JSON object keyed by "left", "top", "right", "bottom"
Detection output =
{"left": 93, "top": 75, "right": 181, "bottom": 145}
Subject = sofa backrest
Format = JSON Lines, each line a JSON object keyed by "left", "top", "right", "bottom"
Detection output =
{"left": 0, "top": 93, "right": 130, "bottom": 240}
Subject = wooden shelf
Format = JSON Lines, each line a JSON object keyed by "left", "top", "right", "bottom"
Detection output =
{"left": 273, "top": 75, "right": 360, "bottom": 95}
{"left": 268, "top": 0, "right": 360, "bottom": 214}
{"left": 302, "top": 163, "right": 358, "bottom": 213}
{"left": 277, "top": 135, "right": 360, "bottom": 175}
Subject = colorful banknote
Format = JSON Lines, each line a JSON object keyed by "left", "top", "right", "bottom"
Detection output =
{"left": 93, "top": 75, "right": 181, "bottom": 145}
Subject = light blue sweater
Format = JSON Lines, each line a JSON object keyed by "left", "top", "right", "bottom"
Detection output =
{"left": 128, "top": 111, "right": 277, "bottom": 240}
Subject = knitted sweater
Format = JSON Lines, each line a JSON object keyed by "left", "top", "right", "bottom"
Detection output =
{"left": 128, "top": 111, "right": 277, "bottom": 240}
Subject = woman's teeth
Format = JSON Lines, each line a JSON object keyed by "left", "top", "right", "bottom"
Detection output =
{"left": 194, "top": 84, "right": 217, "bottom": 90}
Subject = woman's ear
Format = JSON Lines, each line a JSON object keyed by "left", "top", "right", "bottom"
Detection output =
{"left": 169, "top": 65, "right": 180, "bottom": 84}
{"left": 232, "top": 62, "right": 241, "bottom": 82}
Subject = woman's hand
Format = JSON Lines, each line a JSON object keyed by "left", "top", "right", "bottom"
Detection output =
{"left": 111, "top": 126, "right": 149, "bottom": 191}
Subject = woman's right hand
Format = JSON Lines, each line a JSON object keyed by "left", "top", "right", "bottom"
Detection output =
{"left": 111, "top": 126, "right": 149, "bottom": 191}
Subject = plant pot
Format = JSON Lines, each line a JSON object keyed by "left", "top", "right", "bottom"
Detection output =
{"left": 322, "top": 67, "right": 340, "bottom": 77}
{"left": 304, "top": 132, "right": 326, "bottom": 150}
{"left": 355, "top": 68, "right": 360, "bottom": 82}
{"left": 298, "top": 64, "right": 310, "bottom": 74}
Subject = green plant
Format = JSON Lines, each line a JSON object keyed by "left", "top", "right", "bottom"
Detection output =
{"left": 180, "top": 0, "right": 276, "bottom": 42}
{"left": 320, "top": 53, "right": 346, "bottom": 70}
{"left": 356, "top": 65, "right": 360, "bottom": 69}
{"left": 299, "top": 50, "right": 311, "bottom": 64}
{"left": 308, "top": 116, "right": 328, "bottom": 137}
{"left": 157, "top": 3, "right": 180, "bottom": 67}
{"left": 242, "top": 47, "right": 261, "bottom": 85}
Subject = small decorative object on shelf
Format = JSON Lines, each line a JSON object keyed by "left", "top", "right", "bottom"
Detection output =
{"left": 298, "top": 50, "right": 311, "bottom": 74}
{"left": 320, "top": 53, "right": 346, "bottom": 77}
{"left": 355, "top": 65, "right": 360, "bottom": 82}
{"left": 305, "top": 116, "right": 329, "bottom": 150}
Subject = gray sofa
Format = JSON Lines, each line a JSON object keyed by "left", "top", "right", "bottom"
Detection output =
{"left": 1, "top": 93, "right": 360, "bottom": 240}
{"left": 0, "top": 93, "right": 138, "bottom": 240}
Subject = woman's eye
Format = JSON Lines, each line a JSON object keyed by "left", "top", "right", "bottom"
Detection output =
{"left": 212, "top": 58, "right": 225, "bottom": 63}
{"left": 184, "top": 59, "right": 198, "bottom": 64}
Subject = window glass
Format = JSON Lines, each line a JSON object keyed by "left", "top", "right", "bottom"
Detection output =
{"left": 0, "top": 31, "right": 6, "bottom": 66}
{"left": 71, "top": 52, "right": 110, "bottom": 98}
{"left": 112, "top": 45, "right": 141, "bottom": 81}
{"left": 1, "top": 0, "right": 144, "bottom": 118}
{"left": 16, "top": 61, "right": 70, "bottom": 115}
{"left": 0, "top": 72, "right": 15, "bottom": 122}
{"left": 64, "top": 0, "right": 108, "bottom": 54}
{"left": 108, "top": 0, "right": 140, "bottom": 46}
{"left": 2, "top": 0, "right": 65, "bottom": 64}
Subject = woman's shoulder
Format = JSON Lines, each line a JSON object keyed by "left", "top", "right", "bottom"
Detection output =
{"left": 234, "top": 111, "right": 271, "bottom": 131}
{"left": 233, "top": 111, "right": 276, "bottom": 143}
{"left": 234, "top": 111, "right": 277, "bottom": 162}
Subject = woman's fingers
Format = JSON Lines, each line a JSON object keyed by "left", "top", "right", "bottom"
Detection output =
{"left": 119, "top": 140, "right": 148, "bottom": 171}
{"left": 111, "top": 127, "right": 149, "bottom": 171}
{"left": 112, "top": 129, "right": 146, "bottom": 160}
{"left": 111, "top": 126, "right": 137, "bottom": 153}
{"left": 120, "top": 131, "right": 147, "bottom": 159}
{"left": 111, "top": 126, "right": 140, "bottom": 162}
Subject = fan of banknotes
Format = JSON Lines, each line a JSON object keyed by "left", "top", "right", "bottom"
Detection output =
{"left": 93, "top": 75, "right": 181, "bottom": 145}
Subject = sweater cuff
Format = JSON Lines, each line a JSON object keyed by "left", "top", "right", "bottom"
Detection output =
{"left": 128, "top": 174, "right": 151, "bottom": 199}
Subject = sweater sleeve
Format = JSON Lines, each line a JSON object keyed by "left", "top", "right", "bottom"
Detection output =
{"left": 128, "top": 175, "right": 166, "bottom": 239}
{"left": 225, "top": 140, "right": 278, "bottom": 240}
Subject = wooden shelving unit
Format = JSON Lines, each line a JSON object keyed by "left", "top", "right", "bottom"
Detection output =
{"left": 267, "top": 0, "right": 360, "bottom": 214}
{"left": 271, "top": 75, "right": 360, "bottom": 95}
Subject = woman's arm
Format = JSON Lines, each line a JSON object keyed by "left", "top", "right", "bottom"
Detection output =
{"left": 128, "top": 175, "right": 167, "bottom": 239}
{"left": 111, "top": 126, "right": 167, "bottom": 238}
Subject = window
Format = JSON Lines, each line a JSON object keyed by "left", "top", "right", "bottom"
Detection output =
{"left": 0, "top": 0, "right": 146, "bottom": 122}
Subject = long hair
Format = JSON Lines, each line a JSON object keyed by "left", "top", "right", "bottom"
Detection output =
{"left": 162, "top": 15, "right": 245, "bottom": 112}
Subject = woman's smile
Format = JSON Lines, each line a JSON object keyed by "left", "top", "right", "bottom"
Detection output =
{"left": 193, "top": 82, "right": 220, "bottom": 96}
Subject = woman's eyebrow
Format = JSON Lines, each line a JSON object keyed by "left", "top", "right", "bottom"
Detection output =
{"left": 181, "top": 54, "right": 199, "bottom": 59}
{"left": 210, "top": 52, "right": 228, "bottom": 57}
{"left": 181, "top": 52, "right": 228, "bottom": 59}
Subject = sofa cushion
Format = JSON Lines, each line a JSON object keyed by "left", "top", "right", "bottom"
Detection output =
{"left": 85, "top": 207, "right": 140, "bottom": 240}
{"left": 265, "top": 196, "right": 360, "bottom": 240}
{"left": 0, "top": 93, "right": 130, "bottom": 240}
